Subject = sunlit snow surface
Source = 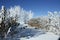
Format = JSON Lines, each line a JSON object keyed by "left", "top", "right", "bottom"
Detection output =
{"left": 21, "top": 32, "right": 59, "bottom": 40}
{"left": 1, "top": 24, "right": 59, "bottom": 40}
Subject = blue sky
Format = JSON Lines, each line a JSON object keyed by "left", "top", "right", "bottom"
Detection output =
{"left": 0, "top": 0, "right": 60, "bottom": 17}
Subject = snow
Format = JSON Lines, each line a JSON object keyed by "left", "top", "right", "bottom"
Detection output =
{"left": 21, "top": 32, "right": 59, "bottom": 40}
{"left": 6, "top": 24, "right": 45, "bottom": 40}
{"left": 3, "top": 24, "right": 59, "bottom": 40}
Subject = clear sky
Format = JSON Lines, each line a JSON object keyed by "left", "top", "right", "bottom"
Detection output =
{"left": 0, "top": 0, "right": 60, "bottom": 17}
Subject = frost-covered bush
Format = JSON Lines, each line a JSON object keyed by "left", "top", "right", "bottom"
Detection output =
{"left": 0, "top": 6, "right": 20, "bottom": 38}
{"left": 9, "top": 6, "right": 33, "bottom": 24}
{"left": 47, "top": 11, "right": 60, "bottom": 35}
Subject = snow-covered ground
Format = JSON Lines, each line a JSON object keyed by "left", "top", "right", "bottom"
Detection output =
{"left": 6, "top": 26, "right": 45, "bottom": 40}
{"left": 1, "top": 24, "right": 59, "bottom": 40}
{"left": 21, "top": 32, "right": 59, "bottom": 40}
